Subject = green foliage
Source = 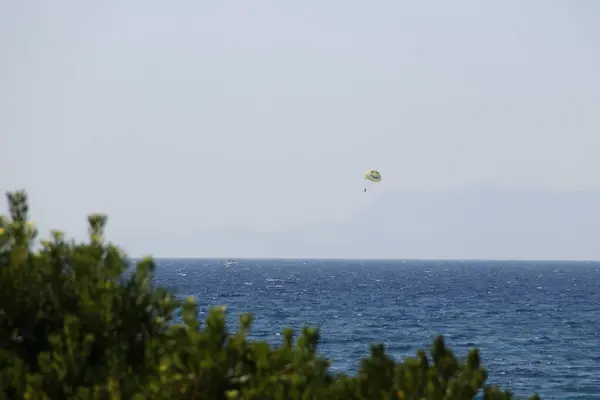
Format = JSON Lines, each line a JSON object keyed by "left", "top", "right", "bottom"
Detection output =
{"left": 0, "top": 190, "right": 541, "bottom": 400}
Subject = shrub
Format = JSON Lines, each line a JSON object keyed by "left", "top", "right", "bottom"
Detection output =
{"left": 0, "top": 190, "right": 541, "bottom": 399}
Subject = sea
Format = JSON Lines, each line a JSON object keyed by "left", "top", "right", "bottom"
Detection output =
{"left": 151, "top": 258, "right": 600, "bottom": 399}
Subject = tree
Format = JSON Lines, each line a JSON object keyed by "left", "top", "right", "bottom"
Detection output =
{"left": 0, "top": 191, "right": 541, "bottom": 399}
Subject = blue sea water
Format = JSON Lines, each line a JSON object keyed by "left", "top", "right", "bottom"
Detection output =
{"left": 152, "top": 259, "right": 600, "bottom": 399}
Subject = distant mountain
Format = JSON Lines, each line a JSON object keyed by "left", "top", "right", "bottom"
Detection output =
{"left": 171, "top": 186, "right": 600, "bottom": 260}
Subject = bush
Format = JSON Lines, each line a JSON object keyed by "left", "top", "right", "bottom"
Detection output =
{"left": 0, "top": 190, "right": 541, "bottom": 399}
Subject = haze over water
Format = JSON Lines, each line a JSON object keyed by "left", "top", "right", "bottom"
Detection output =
{"left": 3, "top": 1, "right": 600, "bottom": 259}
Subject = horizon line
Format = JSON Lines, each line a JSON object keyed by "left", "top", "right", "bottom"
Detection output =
{"left": 126, "top": 256, "right": 600, "bottom": 263}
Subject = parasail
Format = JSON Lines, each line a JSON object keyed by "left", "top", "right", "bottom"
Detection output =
{"left": 363, "top": 168, "right": 381, "bottom": 192}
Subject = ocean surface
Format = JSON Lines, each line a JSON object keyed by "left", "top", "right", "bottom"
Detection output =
{"left": 151, "top": 259, "right": 600, "bottom": 399}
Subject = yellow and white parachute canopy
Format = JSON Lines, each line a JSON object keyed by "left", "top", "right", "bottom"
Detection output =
{"left": 363, "top": 168, "right": 381, "bottom": 192}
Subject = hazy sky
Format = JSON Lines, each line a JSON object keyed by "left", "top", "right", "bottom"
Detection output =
{"left": 2, "top": 1, "right": 600, "bottom": 255}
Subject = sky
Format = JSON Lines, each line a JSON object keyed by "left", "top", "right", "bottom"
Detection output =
{"left": 2, "top": 1, "right": 600, "bottom": 257}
